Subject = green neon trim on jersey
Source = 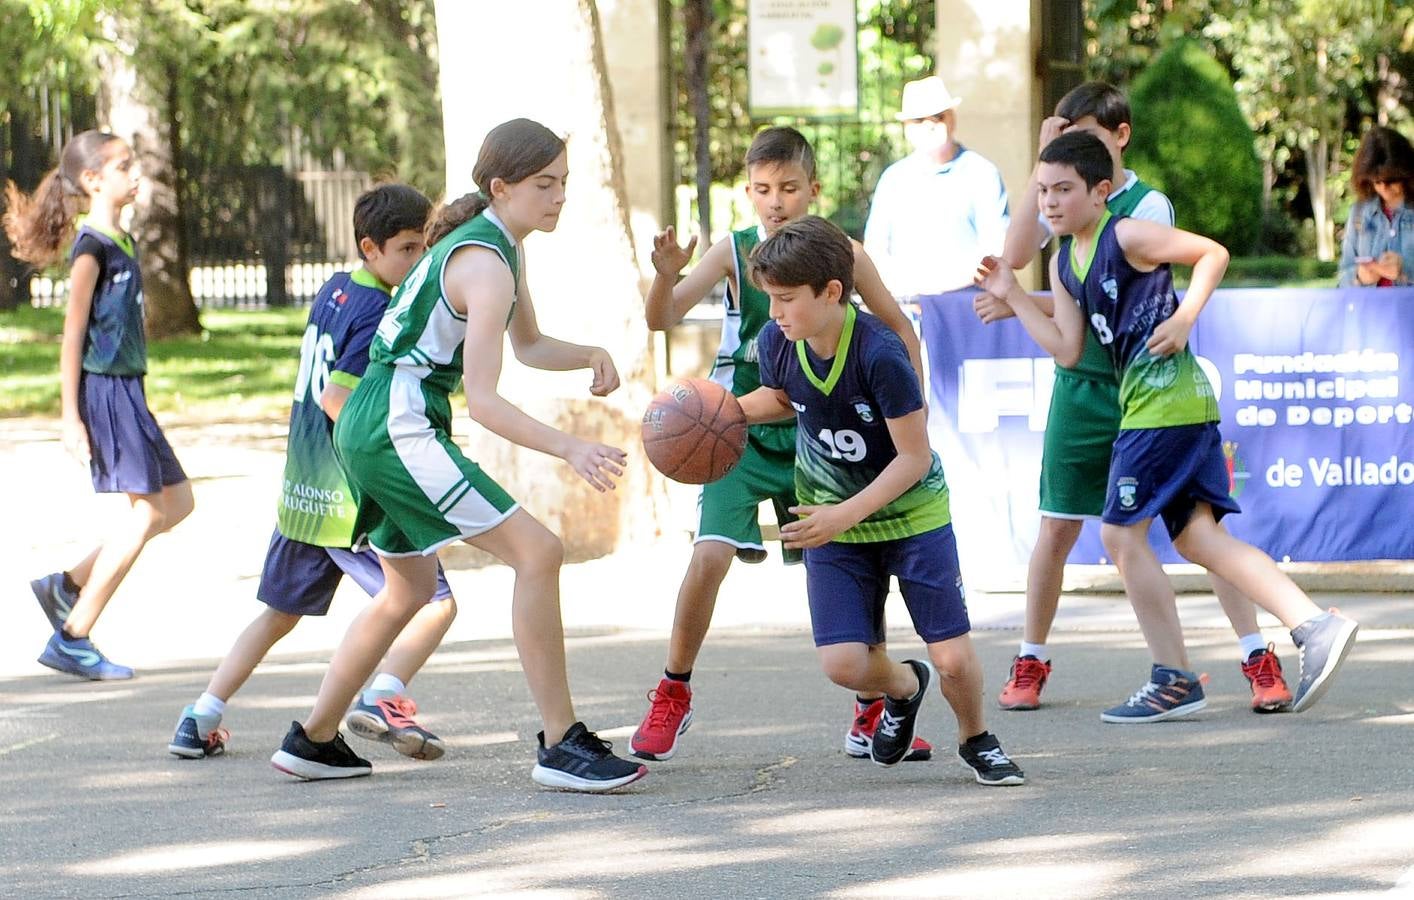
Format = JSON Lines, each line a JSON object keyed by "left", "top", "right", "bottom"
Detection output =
{"left": 328, "top": 369, "right": 361, "bottom": 390}
{"left": 797, "top": 302, "right": 856, "bottom": 396}
{"left": 1068, "top": 209, "right": 1112, "bottom": 284}
{"left": 77, "top": 217, "right": 135, "bottom": 258}
{"left": 350, "top": 266, "right": 392, "bottom": 294}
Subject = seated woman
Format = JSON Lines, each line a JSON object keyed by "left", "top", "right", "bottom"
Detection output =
{"left": 1339, "top": 125, "right": 1414, "bottom": 287}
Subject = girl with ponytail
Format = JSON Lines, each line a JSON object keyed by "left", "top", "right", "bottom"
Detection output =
{"left": 272, "top": 119, "right": 646, "bottom": 792}
{"left": 3, "top": 130, "right": 194, "bottom": 681}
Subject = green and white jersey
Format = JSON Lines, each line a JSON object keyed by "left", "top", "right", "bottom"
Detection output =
{"left": 371, "top": 210, "right": 519, "bottom": 393}
{"left": 277, "top": 268, "right": 391, "bottom": 546}
{"left": 714, "top": 226, "right": 795, "bottom": 453}
{"left": 1062, "top": 174, "right": 1172, "bottom": 382}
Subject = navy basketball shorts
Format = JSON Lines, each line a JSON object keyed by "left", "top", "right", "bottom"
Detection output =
{"left": 1103, "top": 422, "right": 1241, "bottom": 539}
{"left": 79, "top": 372, "right": 187, "bottom": 494}
{"left": 803, "top": 524, "right": 971, "bottom": 647}
{"left": 256, "top": 527, "right": 453, "bottom": 617}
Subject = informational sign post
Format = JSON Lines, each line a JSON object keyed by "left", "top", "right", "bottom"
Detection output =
{"left": 747, "top": 0, "right": 858, "bottom": 118}
{"left": 919, "top": 288, "right": 1414, "bottom": 573}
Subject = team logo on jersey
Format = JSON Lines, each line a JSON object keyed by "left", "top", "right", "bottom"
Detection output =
{"left": 1141, "top": 355, "right": 1178, "bottom": 389}
{"left": 113, "top": 270, "right": 132, "bottom": 285}
{"left": 853, "top": 402, "right": 875, "bottom": 424}
{"left": 1222, "top": 441, "right": 1249, "bottom": 499}
{"left": 1116, "top": 476, "right": 1139, "bottom": 509}
{"left": 1101, "top": 277, "right": 1118, "bottom": 300}
{"left": 791, "top": 401, "right": 806, "bottom": 412}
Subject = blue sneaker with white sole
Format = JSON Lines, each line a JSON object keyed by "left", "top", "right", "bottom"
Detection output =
{"left": 1290, "top": 610, "right": 1359, "bottom": 713}
{"left": 30, "top": 572, "right": 77, "bottom": 632}
{"left": 1100, "top": 665, "right": 1206, "bottom": 723}
{"left": 37, "top": 632, "right": 134, "bottom": 680}
{"left": 169, "top": 705, "right": 229, "bottom": 759}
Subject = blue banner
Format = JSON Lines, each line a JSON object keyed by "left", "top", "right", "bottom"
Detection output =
{"left": 920, "top": 287, "right": 1414, "bottom": 568}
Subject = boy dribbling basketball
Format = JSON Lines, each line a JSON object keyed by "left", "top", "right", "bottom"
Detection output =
{"left": 736, "top": 216, "right": 1024, "bottom": 785}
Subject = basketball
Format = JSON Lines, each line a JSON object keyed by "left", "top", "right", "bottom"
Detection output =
{"left": 641, "top": 378, "right": 748, "bottom": 484}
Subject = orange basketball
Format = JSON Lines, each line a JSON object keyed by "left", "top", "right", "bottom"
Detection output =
{"left": 641, "top": 378, "right": 748, "bottom": 484}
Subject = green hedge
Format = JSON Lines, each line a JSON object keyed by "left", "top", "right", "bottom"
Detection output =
{"left": 1128, "top": 38, "right": 1264, "bottom": 255}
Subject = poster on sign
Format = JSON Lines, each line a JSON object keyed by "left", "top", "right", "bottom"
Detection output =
{"left": 747, "top": 0, "right": 858, "bottom": 118}
{"left": 920, "top": 288, "right": 1414, "bottom": 573}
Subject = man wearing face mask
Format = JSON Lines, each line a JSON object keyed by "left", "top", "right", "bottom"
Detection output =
{"left": 864, "top": 76, "right": 1010, "bottom": 298}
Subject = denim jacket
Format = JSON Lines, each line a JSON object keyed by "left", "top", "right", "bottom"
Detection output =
{"left": 1338, "top": 197, "right": 1414, "bottom": 286}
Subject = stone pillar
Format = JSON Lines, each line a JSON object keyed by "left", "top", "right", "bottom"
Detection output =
{"left": 434, "top": 0, "right": 669, "bottom": 560}
{"left": 935, "top": 1, "right": 1044, "bottom": 286}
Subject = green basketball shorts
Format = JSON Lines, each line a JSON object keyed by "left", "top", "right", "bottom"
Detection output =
{"left": 333, "top": 364, "right": 518, "bottom": 556}
{"left": 1038, "top": 371, "right": 1122, "bottom": 519}
{"left": 697, "top": 425, "right": 801, "bottom": 564}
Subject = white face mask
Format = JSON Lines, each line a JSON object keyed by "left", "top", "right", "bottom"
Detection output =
{"left": 905, "top": 119, "right": 951, "bottom": 154}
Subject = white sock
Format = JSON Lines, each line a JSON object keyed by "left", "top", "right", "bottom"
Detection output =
{"left": 369, "top": 673, "right": 406, "bottom": 696}
{"left": 1237, "top": 633, "right": 1267, "bottom": 659}
{"left": 193, "top": 692, "right": 225, "bottom": 718}
{"left": 1019, "top": 642, "right": 1048, "bottom": 661}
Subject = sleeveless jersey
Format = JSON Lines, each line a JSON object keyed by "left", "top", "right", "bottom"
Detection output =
{"left": 371, "top": 210, "right": 518, "bottom": 394}
{"left": 1057, "top": 211, "right": 1218, "bottom": 430}
{"left": 714, "top": 226, "right": 794, "bottom": 453}
{"left": 71, "top": 224, "right": 146, "bottom": 375}
{"left": 757, "top": 304, "right": 951, "bottom": 543}
{"left": 277, "top": 268, "right": 391, "bottom": 546}
{"left": 1063, "top": 178, "right": 1164, "bottom": 381}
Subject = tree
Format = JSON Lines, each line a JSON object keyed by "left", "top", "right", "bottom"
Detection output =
{"left": 433, "top": 0, "right": 667, "bottom": 560}
{"left": 1127, "top": 38, "right": 1263, "bottom": 254}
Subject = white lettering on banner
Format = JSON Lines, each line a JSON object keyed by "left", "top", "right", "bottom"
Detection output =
{"left": 956, "top": 358, "right": 1054, "bottom": 433}
{"left": 1266, "top": 455, "right": 1414, "bottom": 487}
{"left": 1230, "top": 349, "right": 1406, "bottom": 430}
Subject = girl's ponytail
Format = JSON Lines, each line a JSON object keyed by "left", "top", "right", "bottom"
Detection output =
{"left": 2, "top": 130, "right": 120, "bottom": 269}
{"left": 425, "top": 192, "right": 488, "bottom": 246}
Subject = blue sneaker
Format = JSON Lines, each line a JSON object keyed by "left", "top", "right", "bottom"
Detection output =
{"left": 169, "top": 705, "right": 229, "bottom": 759}
{"left": 1100, "top": 665, "right": 1206, "bottom": 723}
{"left": 1290, "top": 610, "right": 1359, "bottom": 713}
{"left": 37, "top": 632, "right": 134, "bottom": 680}
{"left": 30, "top": 572, "right": 77, "bottom": 632}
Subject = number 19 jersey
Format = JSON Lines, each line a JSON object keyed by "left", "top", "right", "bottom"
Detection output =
{"left": 757, "top": 304, "right": 951, "bottom": 543}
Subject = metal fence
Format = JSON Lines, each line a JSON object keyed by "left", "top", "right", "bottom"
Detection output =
{"left": 665, "top": 0, "right": 936, "bottom": 241}
{"left": 2, "top": 86, "right": 369, "bottom": 310}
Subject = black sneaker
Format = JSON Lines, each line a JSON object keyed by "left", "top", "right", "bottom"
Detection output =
{"left": 957, "top": 732, "right": 1026, "bottom": 786}
{"left": 270, "top": 721, "right": 372, "bottom": 780}
{"left": 871, "top": 659, "right": 933, "bottom": 767}
{"left": 532, "top": 722, "right": 648, "bottom": 792}
{"left": 31, "top": 572, "right": 77, "bottom": 632}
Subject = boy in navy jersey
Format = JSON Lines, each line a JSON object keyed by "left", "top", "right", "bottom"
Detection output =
{"left": 976, "top": 132, "right": 1359, "bottom": 722}
{"left": 169, "top": 184, "right": 460, "bottom": 760}
{"left": 737, "top": 216, "right": 1023, "bottom": 785}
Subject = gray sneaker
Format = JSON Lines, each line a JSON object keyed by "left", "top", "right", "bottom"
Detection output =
{"left": 1290, "top": 611, "right": 1359, "bottom": 713}
{"left": 30, "top": 572, "right": 76, "bottom": 632}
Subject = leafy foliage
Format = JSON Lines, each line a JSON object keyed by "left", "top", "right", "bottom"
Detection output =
{"left": 1126, "top": 38, "right": 1263, "bottom": 253}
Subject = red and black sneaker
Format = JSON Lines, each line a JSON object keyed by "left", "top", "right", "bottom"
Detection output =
{"left": 630, "top": 678, "right": 693, "bottom": 761}
{"left": 844, "top": 697, "right": 933, "bottom": 762}
{"left": 1241, "top": 643, "right": 1293, "bottom": 713}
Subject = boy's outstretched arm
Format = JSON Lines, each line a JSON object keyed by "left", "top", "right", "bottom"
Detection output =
{"left": 1000, "top": 116, "right": 1069, "bottom": 271}
{"left": 737, "top": 385, "right": 794, "bottom": 425}
{"left": 975, "top": 255, "right": 1085, "bottom": 367}
{"left": 1117, "top": 218, "right": 1230, "bottom": 357}
{"left": 851, "top": 241, "right": 925, "bottom": 384}
{"left": 645, "top": 227, "right": 733, "bottom": 331}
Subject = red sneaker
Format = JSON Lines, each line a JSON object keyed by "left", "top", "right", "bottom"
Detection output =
{"left": 843, "top": 698, "right": 932, "bottom": 761}
{"left": 998, "top": 655, "right": 1052, "bottom": 710}
{"left": 1241, "top": 643, "right": 1293, "bottom": 713}
{"left": 630, "top": 678, "right": 693, "bottom": 760}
